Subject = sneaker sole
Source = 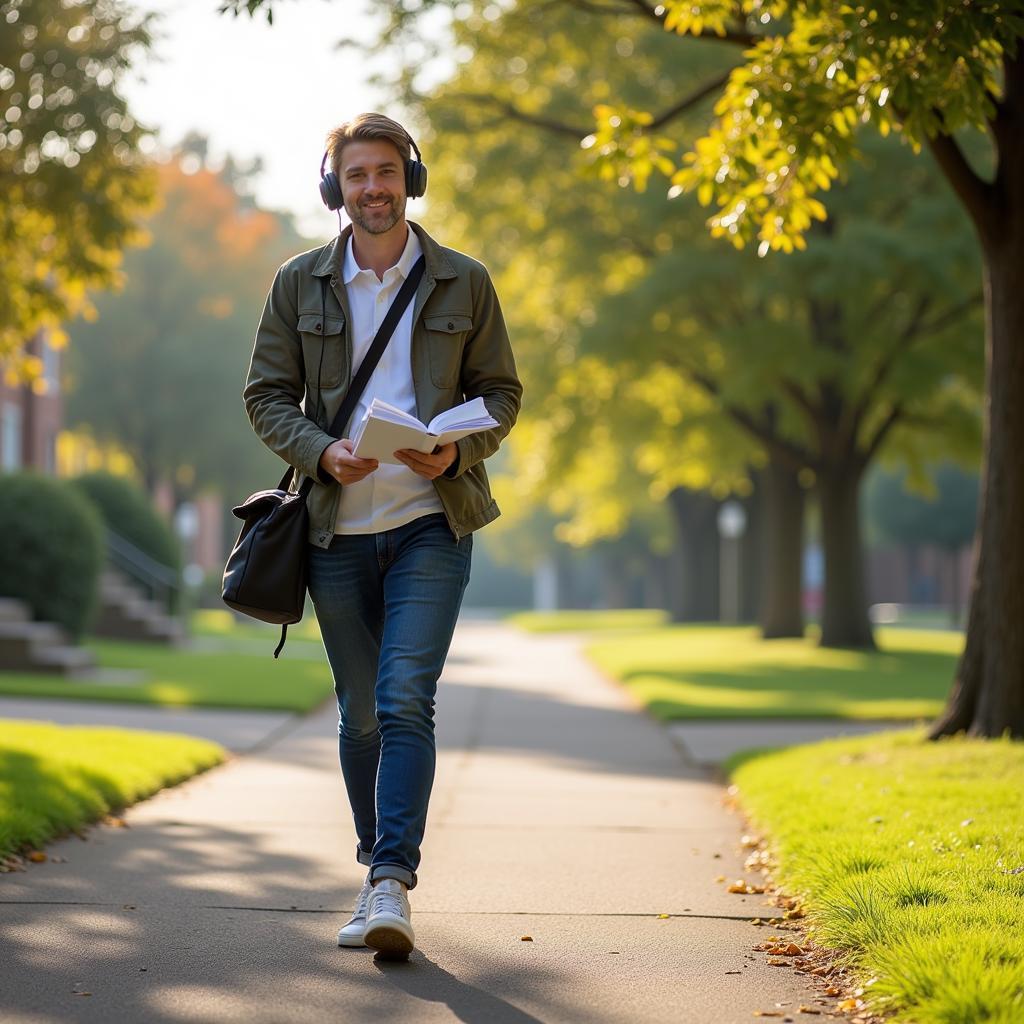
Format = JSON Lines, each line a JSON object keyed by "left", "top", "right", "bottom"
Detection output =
{"left": 337, "top": 930, "right": 367, "bottom": 948}
{"left": 364, "top": 922, "right": 414, "bottom": 959}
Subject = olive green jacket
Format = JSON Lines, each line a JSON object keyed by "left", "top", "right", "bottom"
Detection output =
{"left": 243, "top": 221, "right": 522, "bottom": 547}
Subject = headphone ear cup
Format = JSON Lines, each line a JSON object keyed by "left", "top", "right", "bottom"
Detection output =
{"left": 319, "top": 170, "right": 343, "bottom": 211}
{"left": 405, "top": 159, "right": 427, "bottom": 199}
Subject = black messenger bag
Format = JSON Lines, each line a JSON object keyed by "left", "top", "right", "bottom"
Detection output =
{"left": 222, "top": 256, "right": 426, "bottom": 657}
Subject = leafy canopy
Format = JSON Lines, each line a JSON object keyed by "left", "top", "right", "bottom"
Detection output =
{"left": 0, "top": 0, "right": 155, "bottom": 376}
{"left": 588, "top": 0, "right": 1018, "bottom": 253}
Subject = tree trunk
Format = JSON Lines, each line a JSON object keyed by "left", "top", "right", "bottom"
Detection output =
{"left": 759, "top": 457, "right": 806, "bottom": 638}
{"left": 931, "top": 211, "right": 1024, "bottom": 737}
{"left": 948, "top": 547, "right": 961, "bottom": 630}
{"left": 739, "top": 475, "right": 762, "bottom": 624}
{"left": 817, "top": 466, "right": 876, "bottom": 649}
{"left": 666, "top": 487, "right": 720, "bottom": 622}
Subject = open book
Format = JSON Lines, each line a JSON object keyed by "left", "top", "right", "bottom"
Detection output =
{"left": 351, "top": 396, "right": 498, "bottom": 464}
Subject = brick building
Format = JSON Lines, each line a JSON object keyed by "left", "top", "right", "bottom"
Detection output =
{"left": 0, "top": 332, "right": 62, "bottom": 474}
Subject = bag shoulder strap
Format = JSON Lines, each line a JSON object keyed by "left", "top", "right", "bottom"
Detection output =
{"left": 293, "top": 254, "right": 426, "bottom": 499}
{"left": 326, "top": 253, "right": 425, "bottom": 439}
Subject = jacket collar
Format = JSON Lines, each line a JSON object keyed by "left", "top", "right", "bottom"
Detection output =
{"left": 313, "top": 220, "right": 457, "bottom": 282}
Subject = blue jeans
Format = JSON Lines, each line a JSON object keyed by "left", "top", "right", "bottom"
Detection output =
{"left": 307, "top": 512, "right": 472, "bottom": 890}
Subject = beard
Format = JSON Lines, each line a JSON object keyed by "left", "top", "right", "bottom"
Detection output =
{"left": 347, "top": 194, "right": 406, "bottom": 235}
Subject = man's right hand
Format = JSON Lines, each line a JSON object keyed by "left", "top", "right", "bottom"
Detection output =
{"left": 319, "top": 439, "right": 379, "bottom": 485}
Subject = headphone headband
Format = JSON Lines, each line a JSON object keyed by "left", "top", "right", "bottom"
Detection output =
{"left": 319, "top": 132, "right": 427, "bottom": 210}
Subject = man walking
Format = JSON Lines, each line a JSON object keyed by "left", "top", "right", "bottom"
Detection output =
{"left": 243, "top": 113, "right": 521, "bottom": 958}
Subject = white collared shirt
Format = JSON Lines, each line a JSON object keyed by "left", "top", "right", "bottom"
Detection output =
{"left": 333, "top": 226, "right": 446, "bottom": 534}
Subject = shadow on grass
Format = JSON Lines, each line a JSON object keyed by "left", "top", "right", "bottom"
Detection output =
{"left": 616, "top": 648, "right": 957, "bottom": 720}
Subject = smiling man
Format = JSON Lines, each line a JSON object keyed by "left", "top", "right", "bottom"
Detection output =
{"left": 243, "top": 113, "right": 522, "bottom": 959}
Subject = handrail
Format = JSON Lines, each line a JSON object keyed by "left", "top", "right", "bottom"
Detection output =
{"left": 105, "top": 529, "right": 181, "bottom": 611}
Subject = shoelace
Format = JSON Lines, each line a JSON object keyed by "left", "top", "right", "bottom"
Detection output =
{"left": 352, "top": 879, "right": 372, "bottom": 919}
{"left": 370, "top": 889, "right": 407, "bottom": 919}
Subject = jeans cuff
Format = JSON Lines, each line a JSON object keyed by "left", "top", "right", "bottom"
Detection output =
{"left": 356, "top": 844, "right": 372, "bottom": 868}
{"left": 370, "top": 863, "right": 417, "bottom": 890}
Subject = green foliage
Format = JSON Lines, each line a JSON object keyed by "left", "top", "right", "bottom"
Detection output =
{"left": 71, "top": 470, "right": 181, "bottom": 571}
{"left": 628, "top": 1, "right": 1015, "bottom": 253}
{"left": 731, "top": 730, "right": 1024, "bottom": 1023}
{"left": 0, "top": 472, "right": 104, "bottom": 638}
{"left": 866, "top": 463, "right": 979, "bottom": 550}
{"left": 0, "top": 719, "right": 223, "bottom": 860}
{"left": 65, "top": 152, "right": 309, "bottom": 500}
{"left": 393, "top": 3, "right": 984, "bottom": 553}
{"left": 0, "top": 0, "right": 157, "bottom": 375}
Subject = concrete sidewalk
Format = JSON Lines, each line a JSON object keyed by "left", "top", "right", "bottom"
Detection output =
{"left": 0, "top": 621, "right": 825, "bottom": 1023}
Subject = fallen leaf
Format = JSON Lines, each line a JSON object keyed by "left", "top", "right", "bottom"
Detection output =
{"left": 657, "top": 913, "right": 670, "bottom": 919}
{"left": 520, "top": 936, "right": 533, "bottom": 942}
{"left": 715, "top": 874, "right": 727, "bottom": 882}
{"left": 729, "top": 881, "right": 768, "bottom": 895}
{"left": 838, "top": 998, "right": 862, "bottom": 1011}
{"left": 797, "top": 1009, "right": 821, "bottom": 1016}
{"left": 824, "top": 986, "right": 842, "bottom": 996}
{"left": 741, "top": 834, "right": 762, "bottom": 848}
{"left": 28, "top": 851, "right": 48, "bottom": 863}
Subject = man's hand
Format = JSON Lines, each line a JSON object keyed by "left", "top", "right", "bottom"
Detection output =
{"left": 319, "top": 438, "right": 378, "bottom": 485}
{"left": 394, "top": 442, "right": 457, "bottom": 480}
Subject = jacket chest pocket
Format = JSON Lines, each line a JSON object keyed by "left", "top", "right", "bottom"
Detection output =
{"left": 423, "top": 313, "right": 472, "bottom": 389}
{"left": 298, "top": 312, "right": 345, "bottom": 388}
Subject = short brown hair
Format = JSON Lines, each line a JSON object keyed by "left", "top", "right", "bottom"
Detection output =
{"left": 326, "top": 113, "right": 412, "bottom": 177}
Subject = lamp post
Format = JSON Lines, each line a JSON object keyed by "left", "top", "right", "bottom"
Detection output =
{"left": 717, "top": 500, "right": 747, "bottom": 624}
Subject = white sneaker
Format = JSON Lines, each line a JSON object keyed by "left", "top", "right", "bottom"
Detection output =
{"left": 363, "top": 878, "right": 415, "bottom": 959}
{"left": 337, "top": 873, "right": 373, "bottom": 948}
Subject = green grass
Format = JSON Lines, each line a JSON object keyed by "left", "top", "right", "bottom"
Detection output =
{"left": 191, "top": 608, "right": 324, "bottom": 643}
{"left": 730, "top": 730, "right": 1024, "bottom": 1023}
{"left": 0, "top": 637, "right": 332, "bottom": 712}
{"left": 508, "top": 609, "right": 669, "bottom": 633}
{"left": 584, "top": 624, "right": 961, "bottom": 720}
{"left": 0, "top": 719, "right": 225, "bottom": 860}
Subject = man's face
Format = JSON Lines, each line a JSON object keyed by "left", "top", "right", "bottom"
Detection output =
{"left": 338, "top": 139, "right": 407, "bottom": 235}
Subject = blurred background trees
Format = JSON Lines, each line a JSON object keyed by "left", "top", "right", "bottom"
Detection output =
{"left": 0, "top": 0, "right": 155, "bottom": 376}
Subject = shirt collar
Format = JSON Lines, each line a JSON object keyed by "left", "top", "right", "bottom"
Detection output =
{"left": 342, "top": 224, "right": 422, "bottom": 285}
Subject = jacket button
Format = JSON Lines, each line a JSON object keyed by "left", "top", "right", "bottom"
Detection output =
{"left": 447, "top": 321, "right": 454, "bottom": 329}
{"left": 315, "top": 322, "right": 322, "bottom": 332}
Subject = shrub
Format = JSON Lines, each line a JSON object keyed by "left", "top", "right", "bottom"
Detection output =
{"left": 71, "top": 471, "right": 181, "bottom": 572}
{"left": 0, "top": 473, "right": 105, "bottom": 638}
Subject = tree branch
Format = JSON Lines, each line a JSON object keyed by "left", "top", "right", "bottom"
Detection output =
{"left": 861, "top": 402, "right": 904, "bottom": 465}
{"left": 648, "top": 71, "right": 733, "bottom": 129}
{"left": 659, "top": 349, "right": 815, "bottom": 472}
{"left": 916, "top": 289, "right": 984, "bottom": 337}
{"left": 845, "top": 286, "right": 982, "bottom": 448}
{"left": 621, "top": 0, "right": 761, "bottom": 45}
{"left": 924, "top": 126, "right": 997, "bottom": 247}
{"left": 443, "top": 92, "right": 590, "bottom": 139}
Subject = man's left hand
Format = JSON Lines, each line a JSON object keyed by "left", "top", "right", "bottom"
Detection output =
{"left": 394, "top": 442, "right": 457, "bottom": 480}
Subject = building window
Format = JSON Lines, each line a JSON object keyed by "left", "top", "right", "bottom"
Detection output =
{"left": 2, "top": 403, "right": 22, "bottom": 470}
{"left": 41, "top": 339, "right": 60, "bottom": 395}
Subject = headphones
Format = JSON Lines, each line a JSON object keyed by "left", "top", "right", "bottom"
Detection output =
{"left": 318, "top": 133, "right": 428, "bottom": 210}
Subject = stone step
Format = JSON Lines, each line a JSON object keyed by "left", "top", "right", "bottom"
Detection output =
{"left": 31, "top": 645, "right": 97, "bottom": 675}
{"left": 0, "top": 598, "right": 31, "bottom": 624}
{"left": 94, "top": 569, "right": 180, "bottom": 645}
{"left": 0, "top": 620, "right": 68, "bottom": 655}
